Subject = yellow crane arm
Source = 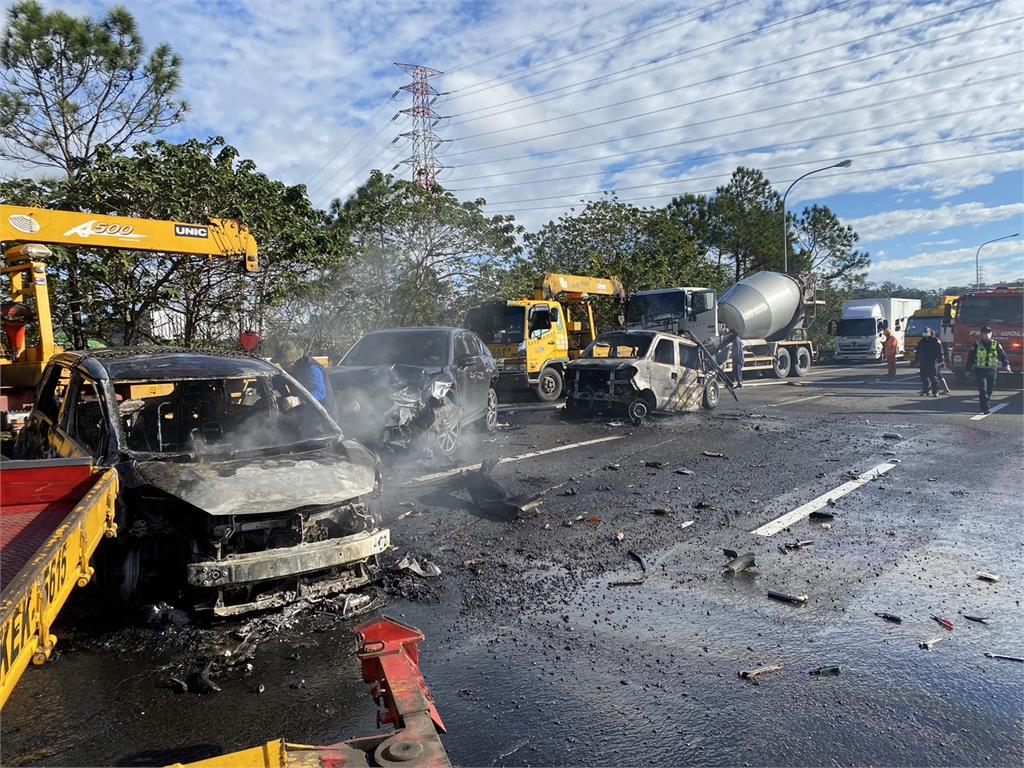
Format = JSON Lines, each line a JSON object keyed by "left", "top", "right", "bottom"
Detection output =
{"left": 534, "top": 273, "right": 626, "bottom": 301}
{"left": 0, "top": 205, "right": 258, "bottom": 272}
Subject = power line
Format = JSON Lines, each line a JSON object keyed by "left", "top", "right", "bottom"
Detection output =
{"left": 487, "top": 148, "right": 1021, "bottom": 213}
{"left": 447, "top": 79, "right": 1021, "bottom": 192}
{"left": 445, "top": 5, "right": 1011, "bottom": 152}
{"left": 445, "top": 62, "right": 1019, "bottom": 179}
{"left": 446, "top": 0, "right": 748, "bottom": 101}
{"left": 448, "top": 0, "right": 867, "bottom": 120}
{"left": 446, "top": 0, "right": 654, "bottom": 78}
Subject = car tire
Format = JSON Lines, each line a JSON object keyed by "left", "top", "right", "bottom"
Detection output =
{"left": 535, "top": 367, "right": 563, "bottom": 401}
{"left": 433, "top": 396, "right": 462, "bottom": 455}
{"left": 480, "top": 387, "right": 498, "bottom": 433}
{"left": 790, "top": 346, "right": 811, "bottom": 377}
{"left": 771, "top": 347, "right": 792, "bottom": 378}
{"left": 702, "top": 379, "right": 720, "bottom": 410}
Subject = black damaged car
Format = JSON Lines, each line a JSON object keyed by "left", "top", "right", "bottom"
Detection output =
{"left": 13, "top": 348, "right": 390, "bottom": 616}
{"left": 328, "top": 327, "right": 498, "bottom": 455}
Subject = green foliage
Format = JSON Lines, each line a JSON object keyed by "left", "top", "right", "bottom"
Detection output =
{"left": 0, "top": 1, "right": 185, "bottom": 174}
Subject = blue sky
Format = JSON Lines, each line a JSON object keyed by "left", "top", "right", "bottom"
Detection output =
{"left": 31, "top": 0, "right": 1024, "bottom": 288}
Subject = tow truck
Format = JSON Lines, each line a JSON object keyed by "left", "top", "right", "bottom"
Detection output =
{"left": 466, "top": 272, "right": 626, "bottom": 401}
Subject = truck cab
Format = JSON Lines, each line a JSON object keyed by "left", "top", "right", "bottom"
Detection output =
{"left": 947, "top": 284, "right": 1023, "bottom": 383}
{"left": 906, "top": 297, "right": 957, "bottom": 364}
{"left": 832, "top": 298, "right": 922, "bottom": 361}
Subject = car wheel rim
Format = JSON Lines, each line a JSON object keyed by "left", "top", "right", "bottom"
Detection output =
{"left": 438, "top": 422, "right": 459, "bottom": 453}
{"left": 486, "top": 392, "right": 498, "bottom": 429}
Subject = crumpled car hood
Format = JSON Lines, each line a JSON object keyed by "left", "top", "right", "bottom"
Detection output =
{"left": 134, "top": 439, "right": 378, "bottom": 517}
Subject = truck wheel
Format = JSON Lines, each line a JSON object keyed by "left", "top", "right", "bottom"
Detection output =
{"left": 702, "top": 379, "right": 720, "bottom": 410}
{"left": 790, "top": 347, "right": 811, "bottom": 377}
{"left": 535, "top": 367, "right": 563, "bottom": 401}
{"left": 627, "top": 395, "right": 650, "bottom": 426}
{"left": 771, "top": 348, "right": 792, "bottom": 378}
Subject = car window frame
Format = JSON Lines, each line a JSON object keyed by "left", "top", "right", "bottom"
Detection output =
{"left": 61, "top": 372, "right": 110, "bottom": 458}
{"left": 652, "top": 337, "right": 676, "bottom": 366}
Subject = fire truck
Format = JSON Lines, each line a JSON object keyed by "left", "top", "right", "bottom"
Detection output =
{"left": 945, "top": 283, "right": 1023, "bottom": 384}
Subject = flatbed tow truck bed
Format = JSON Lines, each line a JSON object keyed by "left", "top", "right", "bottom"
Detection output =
{"left": 0, "top": 457, "right": 119, "bottom": 708}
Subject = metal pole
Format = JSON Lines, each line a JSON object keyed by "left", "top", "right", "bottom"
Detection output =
{"left": 975, "top": 233, "right": 1019, "bottom": 289}
{"left": 781, "top": 159, "right": 852, "bottom": 274}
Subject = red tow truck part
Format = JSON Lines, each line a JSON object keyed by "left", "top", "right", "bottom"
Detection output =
{"left": 172, "top": 617, "right": 452, "bottom": 768}
{"left": 0, "top": 457, "right": 119, "bottom": 708}
{"left": 947, "top": 284, "right": 1023, "bottom": 383}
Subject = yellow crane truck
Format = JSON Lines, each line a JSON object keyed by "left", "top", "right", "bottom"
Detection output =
{"left": 466, "top": 273, "right": 626, "bottom": 401}
{"left": 905, "top": 295, "right": 957, "bottom": 365}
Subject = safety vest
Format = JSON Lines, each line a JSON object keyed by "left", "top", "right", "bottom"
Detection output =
{"left": 975, "top": 341, "right": 1002, "bottom": 369}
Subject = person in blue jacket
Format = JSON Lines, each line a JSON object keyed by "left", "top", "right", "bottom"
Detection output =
{"left": 273, "top": 341, "right": 339, "bottom": 420}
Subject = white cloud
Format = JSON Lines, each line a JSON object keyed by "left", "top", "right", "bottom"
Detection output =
{"left": 848, "top": 202, "right": 1024, "bottom": 243}
{"left": 869, "top": 239, "right": 1024, "bottom": 287}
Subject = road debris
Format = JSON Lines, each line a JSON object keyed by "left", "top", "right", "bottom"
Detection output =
{"left": 809, "top": 665, "right": 842, "bottom": 676}
{"left": 584, "top": 515, "right": 603, "bottom": 526}
{"left": 644, "top": 461, "right": 667, "bottom": 469}
{"left": 609, "top": 577, "right": 646, "bottom": 587}
{"left": 605, "top": 463, "right": 621, "bottom": 471}
{"left": 976, "top": 571, "right": 1001, "bottom": 583}
{"left": 983, "top": 652, "right": 1024, "bottom": 662}
{"left": 651, "top": 507, "right": 673, "bottom": 517}
{"left": 875, "top": 612, "right": 903, "bottom": 624}
{"left": 724, "top": 553, "right": 756, "bottom": 575}
{"left": 458, "top": 458, "right": 542, "bottom": 518}
{"left": 767, "top": 590, "right": 808, "bottom": 605}
{"left": 396, "top": 554, "right": 442, "bottom": 578}
{"left": 679, "top": 520, "right": 695, "bottom": 530}
{"left": 920, "top": 637, "right": 945, "bottom": 650}
{"left": 782, "top": 540, "right": 815, "bottom": 551}
{"left": 674, "top": 467, "right": 695, "bottom": 475}
{"left": 612, "top": 530, "right": 625, "bottom": 543}
{"left": 702, "top": 451, "right": 727, "bottom": 459}
{"left": 562, "top": 487, "right": 578, "bottom": 496}
{"left": 963, "top": 615, "right": 990, "bottom": 624}
{"left": 931, "top": 616, "right": 954, "bottom": 631}
{"left": 809, "top": 509, "right": 834, "bottom": 520}
{"left": 820, "top": 523, "right": 832, "bottom": 530}
{"left": 627, "top": 550, "right": 647, "bottom": 572}
{"left": 739, "top": 665, "right": 780, "bottom": 681}
{"left": 606, "top": 420, "right": 625, "bottom": 427}
{"left": 882, "top": 432, "right": 903, "bottom": 440}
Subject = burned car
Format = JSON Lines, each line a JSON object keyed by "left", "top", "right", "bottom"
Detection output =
{"left": 329, "top": 327, "right": 498, "bottom": 455}
{"left": 565, "top": 330, "right": 725, "bottom": 424}
{"left": 13, "top": 348, "right": 390, "bottom": 616}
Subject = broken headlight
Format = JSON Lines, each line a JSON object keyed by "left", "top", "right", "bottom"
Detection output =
{"left": 613, "top": 366, "right": 637, "bottom": 380}
{"left": 430, "top": 380, "right": 453, "bottom": 400}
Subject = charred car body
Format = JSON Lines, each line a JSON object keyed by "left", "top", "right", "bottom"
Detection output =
{"left": 329, "top": 328, "right": 498, "bottom": 455}
{"left": 565, "top": 330, "right": 725, "bottom": 424}
{"left": 13, "top": 348, "right": 390, "bottom": 616}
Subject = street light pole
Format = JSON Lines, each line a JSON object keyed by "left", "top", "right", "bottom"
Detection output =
{"left": 975, "top": 233, "right": 1019, "bottom": 288}
{"left": 782, "top": 159, "right": 852, "bottom": 274}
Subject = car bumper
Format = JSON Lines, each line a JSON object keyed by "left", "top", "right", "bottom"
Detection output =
{"left": 187, "top": 528, "right": 391, "bottom": 588}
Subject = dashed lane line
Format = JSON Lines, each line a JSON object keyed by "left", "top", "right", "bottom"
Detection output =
{"left": 750, "top": 458, "right": 901, "bottom": 536}
{"left": 410, "top": 435, "right": 624, "bottom": 484}
{"left": 766, "top": 394, "right": 827, "bottom": 408}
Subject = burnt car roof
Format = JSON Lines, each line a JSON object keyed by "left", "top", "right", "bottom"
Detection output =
{"left": 52, "top": 347, "right": 278, "bottom": 382}
{"left": 594, "top": 330, "right": 699, "bottom": 347}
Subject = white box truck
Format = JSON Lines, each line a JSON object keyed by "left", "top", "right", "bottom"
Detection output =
{"left": 831, "top": 298, "right": 922, "bottom": 361}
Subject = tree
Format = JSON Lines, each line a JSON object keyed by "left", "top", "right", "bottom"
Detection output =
{"left": 704, "top": 167, "right": 783, "bottom": 281}
{"left": 309, "top": 172, "right": 523, "bottom": 358}
{"left": 1, "top": 138, "right": 336, "bottom": 348}
{"left": 0, "top": 1, "right": 185, "bottom": 175}
{"left": 502, "top": 196, "right": 722, "bottom": 328}
{"left": 790, "top": 204, "right": 870, "bottom": 282}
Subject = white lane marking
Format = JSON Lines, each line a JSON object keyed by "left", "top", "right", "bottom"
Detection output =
{"left": 766, "top": 394, "right": 826, "bottom": 408}
{"left": 742, "top": 380, "right": 788, "bottom": 388}
{"left": 410, "top": 435, "right": 625, "bottom": 484}
{"left": 970, "top": 402, "right": 1010, "bottom": 420}
{"left": 751, "top": 459, "right": 901, "bottom": 536}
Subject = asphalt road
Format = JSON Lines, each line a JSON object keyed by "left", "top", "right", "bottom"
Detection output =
{"left": 2, "top": 361, "right": 1022, "bottom": 767}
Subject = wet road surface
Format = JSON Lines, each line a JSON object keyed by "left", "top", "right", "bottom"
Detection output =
{"left": 2, "top": 362, "right": 1022, "bottom": 766}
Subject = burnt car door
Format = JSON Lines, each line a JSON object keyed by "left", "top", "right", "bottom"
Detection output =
{"left": 59, "top": 371, "right": 114, "bottom": 460}
{"left": 647, "top": 337, "right": 678, "bottom": 409}
{"left": 454, "top": 331, "right": 489, "bottom": 420}
{"left": 13, "top": 362, "right": 73, "bottom": 459}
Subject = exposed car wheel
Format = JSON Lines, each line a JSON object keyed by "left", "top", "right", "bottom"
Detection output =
{"left": 771, "top": 347, "right": 792, "bottom": 378}
{"left": 702, "top": 379, "right": 720, "bottom": 410}
{"left": 434, "top": 399, "right": 462, "bottom": 455}
{"left": 627, "top": 393, "right": 652, "bottom": 426}
{"left": 535, "top": 367, "right": 563, "bottom": 401}
{"left": 481, "top": 387, "right": 498, "bottom": 433}
{"left": 790, "top": 346, "right": 812, "bottom": 377}
{"left": 97, "top": 541, "right": 142, "bottom": 607}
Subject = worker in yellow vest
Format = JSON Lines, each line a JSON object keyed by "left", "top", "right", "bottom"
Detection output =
{"left": 966, "top": 326, "right": 1010, "bottom": 414}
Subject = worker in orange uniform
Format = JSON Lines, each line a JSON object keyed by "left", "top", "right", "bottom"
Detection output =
{"left": 883, "top": 328, "right": 899, "bottom": 377}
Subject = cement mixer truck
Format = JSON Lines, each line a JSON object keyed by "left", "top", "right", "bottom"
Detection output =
{"left": 625, "top": 272, "right": 821, "bottom": 378}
